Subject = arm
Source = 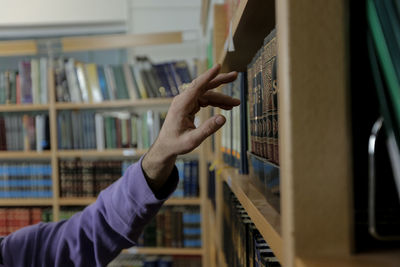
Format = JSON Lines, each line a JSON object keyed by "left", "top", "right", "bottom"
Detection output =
{"left": 0, "top": 64, "right": 239, "bottom": 267}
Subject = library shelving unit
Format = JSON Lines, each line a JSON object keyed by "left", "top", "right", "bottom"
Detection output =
{"left": 203, "top": 0, "right": 400, "bottom": 267}
{"left": 0, "top": 31, "right": 207, "bottom": 264}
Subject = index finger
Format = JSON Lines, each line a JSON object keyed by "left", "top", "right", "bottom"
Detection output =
{"left": 182, "top": 64, "right": 221, "bottom": 103}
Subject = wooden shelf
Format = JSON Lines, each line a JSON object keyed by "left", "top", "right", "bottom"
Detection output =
{"left": 0, "top": 104, "right": 50, "bottom": 112}
{"left": 59, "top": 197, "right": 201, "bottom": 206}
{"left": 57, "top": 149, "right": 147, "bottom": 158}
{"left": 0, "top": 199, "right": 53, "bottom": 206}
{"left": 55, "top": 98, "right": 173, "bottom": 110}
{"left": 219, "top": 166, "right": 283, "bottom": 263}
{"left": 0, "top": 39, "right": 37, "bottom": 56}
{"left": 0, "top": 32, "right": 183, "bottom": 56}
{"left": 62, "top": 32, "right": 183, "bottom": 53}
{"left": 123, "top": 247, "right": 203, "bottom": 256}
{"left": 57, "top": 149, "right": 199, "bottom": 158}
{"left": 0, "top": 151, "right": 52, "bottom": 159}
{"left": 217, "top": 0, "right": 275, "bottom": 72}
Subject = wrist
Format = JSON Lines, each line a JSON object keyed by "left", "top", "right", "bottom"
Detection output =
{"left": 142, "top": 143, "right": 177, "bottom": 193}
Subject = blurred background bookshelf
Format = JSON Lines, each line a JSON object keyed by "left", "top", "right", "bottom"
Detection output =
{"left": 0, "top": 1, "right": 209, "bottom": 267}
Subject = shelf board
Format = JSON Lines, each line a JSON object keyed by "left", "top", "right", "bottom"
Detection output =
{"left": 62, "top": 32, "right": 183, "bottom": 53}
{"left": 57, "top": 149, "right": 199, "bottom": 158}
{"left": 55, "top": 98, "right": 173, "bottom": 110}
{"left": 59, "top": 197, "right": 201, "bottom": 206}
{"left": 0, "top": 198, "right": 53, "bottom": 206}
{"left": 0, "top": 39, "right": 37, "bottom": 56}
{"left": 0, "top": 151, "right": 52, "bottom": 159}
{"left": 123, "top": 247, "right": 203, "bottom": 256}
{"left": 218, "top": 0, "right": 275, "bottom": 72}
{"left": 57, "top": 149, "right": 147, "bottom": 158}
{"left": 219, "top": 166, "right": 283, "bottom": 263}
{"left": 0, "top": 104, "right": 50, "bottom": 112}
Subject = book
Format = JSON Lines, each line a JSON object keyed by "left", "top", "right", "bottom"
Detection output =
{"left": 85, "top": 63, "right": 103, "bottom": 103}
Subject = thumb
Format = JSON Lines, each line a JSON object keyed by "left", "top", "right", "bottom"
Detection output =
{"left": 188, "top": 115, "right": 226, "bottom": 146}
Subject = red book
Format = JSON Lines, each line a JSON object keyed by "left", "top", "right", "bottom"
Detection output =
{"left": 16, "top": 74, "right": 21, "bottom": 104}
{"left": 31, "top": 208, "right": 42, "bottom": 225}
{"left": 0, "top": 209, "right": 7, "bottom": 236}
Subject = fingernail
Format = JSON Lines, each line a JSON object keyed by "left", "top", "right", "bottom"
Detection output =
{"left": 215, "top": 115, "right": 225, "bottom": 125}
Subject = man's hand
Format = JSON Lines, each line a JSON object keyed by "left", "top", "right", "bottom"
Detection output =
{"left": 142, "top": 64, "right": 240, "bottom": 192}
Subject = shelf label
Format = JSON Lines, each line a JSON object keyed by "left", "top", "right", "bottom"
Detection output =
{"left": 123, "top": 149, "right": 136, "bottom": 156}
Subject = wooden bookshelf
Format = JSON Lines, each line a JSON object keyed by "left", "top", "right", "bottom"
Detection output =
{"left": 219, "top": 166, "right": 283, "bottom": 263}
{"left": 55, "top": 98, "right": 173, "bottom": 110}
{"left": 59, "top": 197, "right": 202, "bottom": 206}
{"left": 217, "top": 0, "right": 275, "bottom": 72}
{"left": 0, "top": 104, "right": 50, "bottom": 112}
{"left": 0, "top": 199, "right": 53, "bottom": 206}
{"left": 123, "top": 247, "right": 203, "bottom": 256}
{"left": 0, "top": 39, "right": 37, "bottom": 56}
{"left": 0, "top": 151, "right": 52, "bottom": 159}
{"left": 202, "top": 0, "right": 400, "bottom": 266}
{"left": 57, "top": 149, "right": 148, "bottom": 158}
{"left": 0, "top": 32, "right": 183, "bottom": 57}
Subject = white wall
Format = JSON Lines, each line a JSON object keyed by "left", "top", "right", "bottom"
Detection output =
{"left": 0, "top": 0, "right": 127, "bottom": 26}
{"left": 127, "top": 0, "right": 203, "bottom": 63}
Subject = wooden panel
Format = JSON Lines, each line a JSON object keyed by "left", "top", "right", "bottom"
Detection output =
{"left": 220, "top": 167, "right": 283, "bottom": 263}
{"left": 57, "top": 149, "right": 147, "bottom": 158}
{"left": 277, "top": 0, "right": 352, "bottom": 265}
{"left": 0, "top": 40, "right": 37, "bottom": 56}
{"left": 213, "top": 4, "right": 227, "bottom": 65}
{"left": 297, "top": 250, "right": 400, "bottom": 267}
{"left": 55, "top": 98, "right": 172, "bottom": 110}
{"left": 0, "top": 104, "right": 50, "bottom": 112}
{"left": 62, "top": 32, "right": 183, "bottom": 52}
{"left": 218, "top": 0, "right": 275, "bottom": 72}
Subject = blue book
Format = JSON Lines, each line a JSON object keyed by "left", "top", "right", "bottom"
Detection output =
{"left": 183, "top": 161, "right": 191, "bottom": 197}
{"left": 158, "top": 256, "right": 173, "bottom": 267}
{"left": 97, "top": 66, "right": 110, "bottom": 100}
{"left": 190, "top": 160, "right": 199, "bottom": 197}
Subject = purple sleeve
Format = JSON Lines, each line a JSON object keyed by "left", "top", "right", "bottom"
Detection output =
{"left": 0, "top": 157, "right": 178, "bottom": 267}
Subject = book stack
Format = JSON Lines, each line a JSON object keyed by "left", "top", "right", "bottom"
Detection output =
{"left": 247, "top": 28, "right": 279, "bottom": 165}
{"left": 59, "top": 159, "right": 124, "bottom": 197}
{"left": 173, "top": 160, "right": 199, "bottom": 198}
{"left": 0, "top": 207, "right": 52, "bottom": 235}
{"left": 108, "top": 254, "right": 201, "bottom": 267}
{"left": 220, "top": 72, "right": 248, "bottom": 174}
{"left": 57, "top": 110, "right": 166, "bottom": 150}
{"left": 223, "top": 183, "right": 281, "bottom": 267}
{"left": 0, "top": 161, "right": 52, "bottom": 198}
{"left": 138, "top": 206, "right": 201, "bottom": 248}
{"left": 55, "top": 57, "right": 192, "bottom": 103}
{"left": 0, "top": 113, "right": 50, "bottom": 151}
{"left": 0, "top": 58, "right": 49, "bottom": 105}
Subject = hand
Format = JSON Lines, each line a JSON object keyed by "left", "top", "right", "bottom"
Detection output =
{"left": 142, "top": 64, "right": 240, "bottom": 192}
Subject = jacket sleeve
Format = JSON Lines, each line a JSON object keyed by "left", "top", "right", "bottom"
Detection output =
{"left": 0, "top": 157, "right": 178, "bottom": 267}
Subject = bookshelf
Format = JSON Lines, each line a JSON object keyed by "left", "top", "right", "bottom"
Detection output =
{"left": 0, "top": 31, "right": 208, "bottom": 266}
{"left": 205, "top": 0, "right": 400, "bottom": 267}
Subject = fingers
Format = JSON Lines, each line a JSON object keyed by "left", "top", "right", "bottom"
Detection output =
{"left": 182, "top": 64, "right": 221, "bottom": 102}
{"left": 205, "top": 72, "right": 238, "bottom": 91}
{"left": 187, "top": 115, "right": 226, "bottom": 147}
{"left": 198, "top": 91, "right": 241, "bottom": 109}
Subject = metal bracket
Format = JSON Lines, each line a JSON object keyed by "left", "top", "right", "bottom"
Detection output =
{"left": 368, "top": 117, "right": 400, "bottom": 240}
